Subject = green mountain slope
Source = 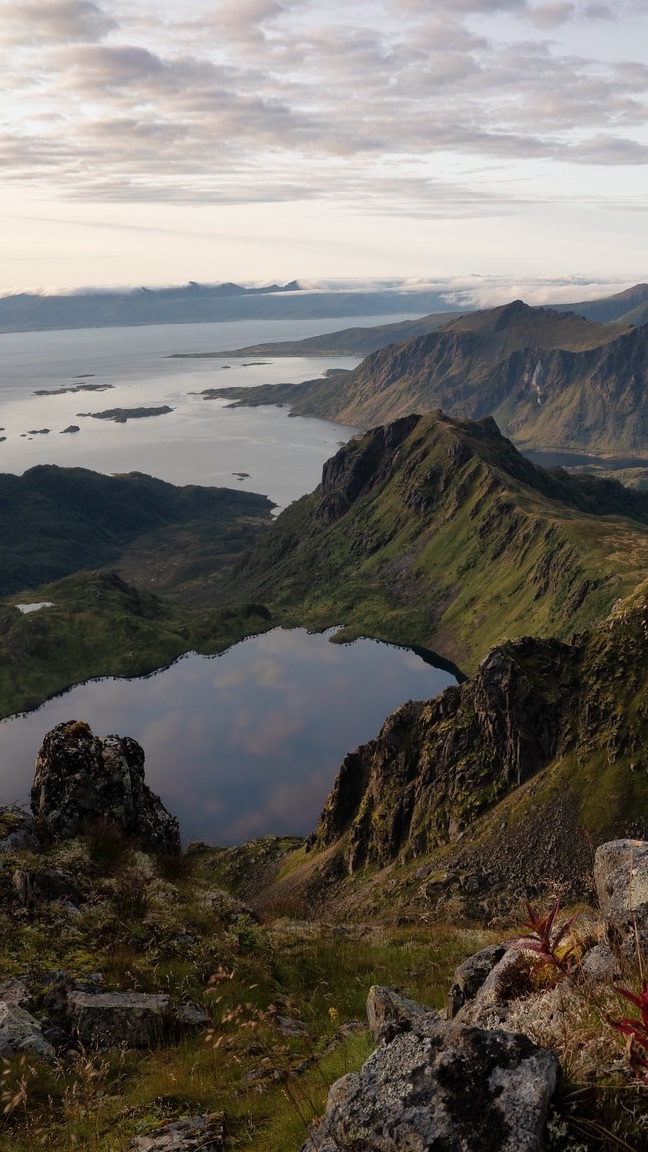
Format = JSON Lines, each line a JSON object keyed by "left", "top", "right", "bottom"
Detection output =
{"left": 0, "top": 465, "right": 273, "bottom": 598}
{"left": 226, "top": 410, "right": 648, "bottom": 671}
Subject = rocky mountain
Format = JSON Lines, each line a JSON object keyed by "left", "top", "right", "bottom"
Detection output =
{"left": 229, "top": 409, "right": 648, "bottom": 670}
{"left": 554, "top": 280, "right": 648, "bottom": 323}
{"left": 212, "top": 300, "right": 648, "bottom": 457}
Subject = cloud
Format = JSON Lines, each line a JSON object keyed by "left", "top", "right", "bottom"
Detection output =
{"left": 2, "top": 0, "right": 648, "bottom": 211}
{"left": 0, "top": 0, "right": 117, "bottom": 45}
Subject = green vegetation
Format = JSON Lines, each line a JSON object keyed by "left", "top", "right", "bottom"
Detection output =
{"left": 0, "top": 465, "right": 273, "bottom": 598}
{"left": 225, "top": 411, "right": 648, "bottom": 672}
{"left": 0, "top": 830, "right": 495, "bottom": 1152}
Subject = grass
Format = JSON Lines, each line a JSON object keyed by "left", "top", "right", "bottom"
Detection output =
{"left": 0, "top": 828, "right": 497, "bottom": 1152}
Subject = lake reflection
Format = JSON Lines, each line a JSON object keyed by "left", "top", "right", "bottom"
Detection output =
{"left": 0, "top": 629, "right": 457, "bottom": 845}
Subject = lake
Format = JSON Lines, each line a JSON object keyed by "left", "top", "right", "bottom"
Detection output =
{"left": 0, "top": 628, "right": 457, "bottom": 845}
{"left": 0, "top": 313, "right": 459, "bottom": 846}
{"left": 0, "top": 314, "right": 414, "bottom": 508}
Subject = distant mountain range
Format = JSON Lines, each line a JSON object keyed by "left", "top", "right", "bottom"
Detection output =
{"left": 0, "top": 281, "right": 462, "bottom": 333}
{"left": 211, "top": 298, "right": 648, "bottom": 457}
{"left": 1, "top": 278, "right": 648, "bottom": 335}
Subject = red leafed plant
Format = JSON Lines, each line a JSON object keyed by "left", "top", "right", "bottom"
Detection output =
{"left": 610, "top": 984, "right": 648, "bottom": 1078}
{"left": 507, "top": 899, "right": 578, "bottom": 976}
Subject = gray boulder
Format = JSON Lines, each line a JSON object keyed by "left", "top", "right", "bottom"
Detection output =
{"left": 31, "top": 721, "right": 181, "bottom": 855}
{"left": 0, "top": 805, "right": 40, "bottom": 853}
{"left": 130, "top": 1113, "right": 224, "bottom": 1151}
{"left": 594, "top": 839, "right": 648, "bottom": 957}
{"left": 447, "top": 944, "right": 507, "bottom": 1019}
{"left": 0, "top": 1003, "right": 55, "bottom": 1060}
{"left": 455, "top": 949, "right": 536, "bottom": 1030}
{"left": 366, "top": 984, "right": 438, "bottom": 1045}
{"left": 67, "top": 991, "right": 171, "bottom": 1048}
{"left": 301, "top": 986, "right": 558, "bottom": 1152}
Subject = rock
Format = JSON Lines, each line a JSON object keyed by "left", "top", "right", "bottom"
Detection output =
{"left": 130, "top": 1113, "right": 224, "bottom": 1151}
{"left": 594, "top": 839, "right": 648, "bottom": 957}
{"left": 275, "top": 1015, "right": 309, "bottom": 1037}
{"left": 0, "top": 1003, "right": 55, "bottom": 1060}
{"left": 67, "top": 991, "right": 171, "bottom": 1048}
{"left": 31, "top": 721, "right": 181, "bottom": 855}
{"left": 447, "top": 944, "right": 508, "bottom": 1019}
{"left": 301, "top": 989, "right": 558, "bottom": 1152}
{"left": 580, "top": 942, "right": 621, "bottom": 984}
{"left": 0, "top": 979, "right": 31, "bottom": 1009}
{"left": 366, "top": 985, "right": 438, "bottom": 1045}
{"left": 0, "top": 805, "right": 40, "bottom": 853}
{"left": 454, "top": 949, "right": 535, "bottom": 1029}
{"left": 12, "top": 866, "right": 82, "bottom": 908}
{"left": 174, "top": 1001, "right": 211, "bottom": 1030}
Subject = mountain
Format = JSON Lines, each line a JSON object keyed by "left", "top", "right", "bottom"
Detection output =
{"left": 0, "top": 282, "right": 462, "bottom": 333}
{"left": 227, "top": 410, "right": 648, "bottom": 671}
{"left": 212, "top": 300, "right": 648, "bottom": 457}
{"left": 554, "top": 281, "right": 648, "bottom": 323}
{"left": 0, "top": 465, "right": 273, "bottom": 598}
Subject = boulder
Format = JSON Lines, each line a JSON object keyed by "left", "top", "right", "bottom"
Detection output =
{"left": 31, "top": 721, "right": 181, "bottom": 855}
{"left": 0, "top": 1003, "right": 55, "bottom": 1060}
{"left": 301, "top": 987, "right": 558, "bottom": 1152}
{"left": 130, "top": 1113, "right": 224, "bottom": 1152}
{"left": 454, "top": 950, "right": 535, "bottom": 1029}
{"left": 594, "top": 839, "right": 648, "bottom": 958}
{"left": 447, "top": 944, "right": 507, "bottom": 1019}
{"left": 0, "top": 805, "right": 40, "bottom": 853}
{"left": 12, "top": 866, "right": 82, "bottom": 908}
{"left": 67, "top": 991, "right": 171, "bottom": 1048}
{"left": 366, "top": 985, "right": 438, "bottom": 1045}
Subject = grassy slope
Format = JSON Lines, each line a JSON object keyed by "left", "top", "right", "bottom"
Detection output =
{"left": 0, "top": 465, "right": 273, "bottom": 598}
{"left": 226, "top": 411, "right": 648, "bottom": 673}
{"left": 0, "top": 570, "right": 274, "bottom": 717}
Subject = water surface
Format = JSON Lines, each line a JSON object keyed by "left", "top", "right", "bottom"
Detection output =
{"left": 0, "top": 628, "right": 457, "bottom": 845}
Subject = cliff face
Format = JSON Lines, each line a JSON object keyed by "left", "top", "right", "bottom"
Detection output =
{"left": 241, "top": 300, "right": 647, "bottom": 456}
{"left": 311, "top": 582, "right": 648, "bottom": 880}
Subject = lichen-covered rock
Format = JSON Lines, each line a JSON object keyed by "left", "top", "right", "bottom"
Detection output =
{"left": 447, "top": 944, "right": 507, "bottom": 1019}
{"left": 31, "top": 721, "right": 181, "bottom": 854}
{"left": 301, "top": 988, "right": 558, "bottom": 1152}
{"left": 454, "top": 950, "right": 535, "bottom": 1029}
{"left": 67, "top": 991, "right": 171, "bottom": 1048}
{"left": 366, "top": 985, "right": 438, "bottom": 1045}
{"left": 0, "top": 1003, "right": 55, "bottom": 1060}
{"left": 594, "top": 839, "right": 648, "bottom": 957}
{"left": 130, "top": 1113, "right": 224, "bottom": 1152}
{"left": 0, "top": 805, "right": 40, "bottom": 853}
{"left": 12, "top": 865, "right": 82, "bottom": 908}
{"left": 580, "top": 942, "right": 621, "bottom": 984}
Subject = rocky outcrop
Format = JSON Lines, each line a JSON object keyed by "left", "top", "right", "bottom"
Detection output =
{"left": 31, "top": 721, "right": 181, "bottom": 854}
{"left": 316, "top": 415, "right": 420, "bottom": 524}
{"left": 0, "top": 1003, "right": 55, "bottom": 1060}
{"left": 302, "top": 985, "right": 558, "bottom": 1152}
{"left": 0, "top": 805, "right": 40, "bottom": 853}
{"left": 130, "top": 1113, "right": 224, "bottom": 1152}
{"left": 313, "top": 635, "right": 577, "bottom": 871}
{"left": 594, "top": 839, "right": 648, "bottom": 958}
{"left": 67, "top": 991, "right": 172, "bottom": 1048}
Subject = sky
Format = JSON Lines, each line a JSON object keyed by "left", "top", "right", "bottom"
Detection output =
{"left": 2, "top": 0, "right": 648, "bottom": 300}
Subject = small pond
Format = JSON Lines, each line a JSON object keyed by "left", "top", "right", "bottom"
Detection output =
{"left": 0, "top": 629, "right": 459, "bottom": 845}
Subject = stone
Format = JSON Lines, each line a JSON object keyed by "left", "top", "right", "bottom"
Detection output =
{"left": 67, "top": 991, "right": 171, "bottom": 1048}
{"left": 0, "top": 978, "right": 31, "bottom": 1009}
{"left": 130, "top": 1113, "right": 224, "bottom": 1151}
{"left": 275, "top": 1015, "right": 309, "bottom": 1037}
{"left": 301, "top": 989, "right": 558, "bottom": 1152}
{"left": 447, "top": 944, "right": 508, "bottom": 1019}
{"left": 580, "top": 942, "right": 621, "bottom": 984}
{"left": 593, "top": 839, "right": 648, "bottom": 957}
{"left": 454, "top": 949, "right": 535, "bottom": 1029}
{"left": 0, "top": 1003, "right": 55, "bottom": 1060}
{"left": 366, "top": 985, "right": 438, "bottom": 1046}
{"left": 174, "top": 1001, "right": 211, "bottom": 1030}
{"left": 0, "top": 805, "right": 40, "bottom": 853}
{"left": 31, "top": 721, "right": 181, "bottom": 855}
{"left": 12, "top": 866, "right": 82, "bottom": 908}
